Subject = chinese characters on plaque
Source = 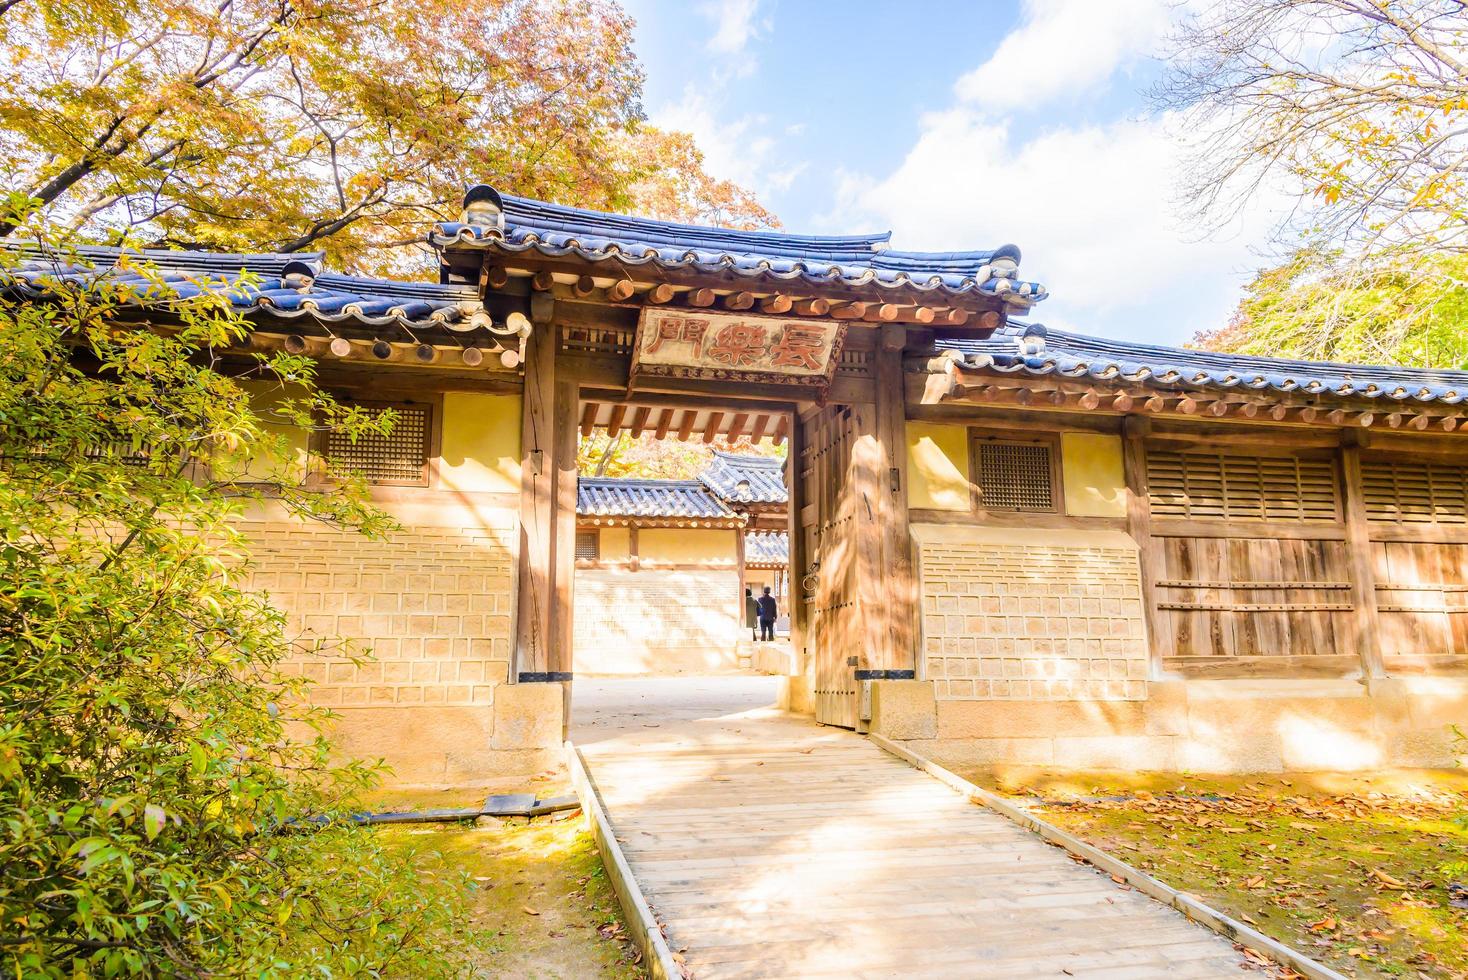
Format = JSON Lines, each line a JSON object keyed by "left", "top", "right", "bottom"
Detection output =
{"left": 630, "top": 309, "right": 845, "bottom": 388}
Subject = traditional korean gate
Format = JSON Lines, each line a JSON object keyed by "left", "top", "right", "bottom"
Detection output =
{"left": 800, "top": 405, "right": 860, "bottom": 727}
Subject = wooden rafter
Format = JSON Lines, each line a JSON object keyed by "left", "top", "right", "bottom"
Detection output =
{"left": 676, "top": 411, "right": 698, "bottom": 441}
{"left": 606, "top": 403, "right": 627, "bottom": 437}
{"left": 629, "top": 406, "right": 651, "bottom": 438}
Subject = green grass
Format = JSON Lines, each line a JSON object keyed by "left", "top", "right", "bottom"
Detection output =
{"left": 963, "top": 768, "right": 1468, "bottom": 979}
{"left": 363, "top": 788, "right": 644, "bottom": 979}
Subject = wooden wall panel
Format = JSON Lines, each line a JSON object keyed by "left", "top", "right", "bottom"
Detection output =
{"left": 1373, "top": 540, "right": 1468, "bottom": 671}
{"left": 1154, "top": 532, "right": 1354, "bottom": 676}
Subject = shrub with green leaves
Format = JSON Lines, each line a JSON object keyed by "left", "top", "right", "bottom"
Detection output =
{"left": 0, "top": 219, "right": 474, "bottom": 976}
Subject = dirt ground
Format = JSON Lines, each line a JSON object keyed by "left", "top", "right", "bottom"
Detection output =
{"left": 362, "top": 780, "right": 644, "bottom": 980}
{"left": 960, "top": 766, "right": 1468, "bottom": 980}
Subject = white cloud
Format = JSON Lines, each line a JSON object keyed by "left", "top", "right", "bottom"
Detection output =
{"left": 704, "top": 0, "right": 765, "bottom": 55}
{"left": 841, "top": 107, "right": 1285, "bottom": 342}
{"left": 652, "top": 86, "right": 810, "bottom": 201}
{"left": 955, "top": 0, "right": 1171, "bottom": 109}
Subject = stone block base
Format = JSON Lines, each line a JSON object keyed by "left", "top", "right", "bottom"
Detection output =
{"left": 750, "top": 641, "right": 797, "bottom": 675}
{"left": 870, "top": 680, "right": 938, "bottom": 740}
{"left": 876, "top": 677, "right": 1468, "bottom": 774}
{"left": 320, "top": 681, "right": 566, "bottom": 788}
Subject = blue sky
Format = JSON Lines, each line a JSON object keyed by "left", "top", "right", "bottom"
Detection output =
{"left": 620, "top": 0, "right": 1289, "bottom": 345}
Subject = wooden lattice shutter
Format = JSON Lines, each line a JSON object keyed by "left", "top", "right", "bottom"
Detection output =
{"left": 975, "top": 440, "right": 1055, "bottom": 511}
{"left": 324, "top": 403, "right": 432, "bottom": 486}
{"left": 575, "top": 530, "right": 600, "bottom": 561}
{"left": 1361, "top": 458, "right": 1468, "bottom": 524}
{"left": 1146, "top": 450, "right": 1338, "bottom": 522}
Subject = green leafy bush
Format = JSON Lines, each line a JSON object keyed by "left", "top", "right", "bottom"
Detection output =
{"left": 0, "top": 220, "right": 475, "bottom": 976}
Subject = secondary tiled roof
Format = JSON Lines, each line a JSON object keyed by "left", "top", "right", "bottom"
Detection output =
{"left": 744, "top": 531, "right": 788, "bottom": 568}
{"left": 576, "top": 478, "right": 741, "bottom": 522}
{"left": 699, "top": 450, "right": 788, "bottom": 506}
{"left": 938, "top": 322, "right": 1468, "bottom": 406}
{"left": 3, "top": 246, "right": 487, "bottom": 329}
{"left": 431, "top": 193, "right": 1045, "bottom": 308}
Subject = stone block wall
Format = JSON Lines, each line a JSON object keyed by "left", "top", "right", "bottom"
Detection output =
{"left": 916, "top": 526, "right": 1149, "bottom": 701}
{"left": 246, "top": 518, "right": 515, "bottom": 705}
{"left": 238, "top": 498, "right": 559, "bottom": 785}
{"left": 573, "top": 566, "right": 740, "bottom": 674}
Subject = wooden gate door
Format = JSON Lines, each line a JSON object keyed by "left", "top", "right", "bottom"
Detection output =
{"left": 800, "top": 406, "right": 860, "bottom": 727}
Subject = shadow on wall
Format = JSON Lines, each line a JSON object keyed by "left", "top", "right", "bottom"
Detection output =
{"left": 573, "top": 566, "right": 742, "bottom": 674}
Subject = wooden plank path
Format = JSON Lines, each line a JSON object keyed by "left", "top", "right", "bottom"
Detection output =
{"left": 573, "top": 679, "right": 1256, "bottom": 980}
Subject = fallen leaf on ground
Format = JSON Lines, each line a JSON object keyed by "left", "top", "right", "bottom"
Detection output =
{"left": 522, "top": 906, "right": 540, "bottom": 916}
{"left": 1372, "top": 869, "right": 1408, "bottom": 889}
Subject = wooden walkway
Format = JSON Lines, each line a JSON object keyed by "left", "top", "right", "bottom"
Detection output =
{"left": 573, "top": 678, "right": 1256, "bottom": 980}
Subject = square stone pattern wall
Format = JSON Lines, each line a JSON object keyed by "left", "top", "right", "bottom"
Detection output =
{"left": 919, "top": 539, "right": 1149, "bottom": 701}
{"left": 574, "top": 567, "right": 740, "bottom": 673}
{"left": 241, "top": 518, "right": 514, "bottom": 707}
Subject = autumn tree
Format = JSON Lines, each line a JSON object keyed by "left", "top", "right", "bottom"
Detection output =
{"left": 578, "top": 431, "right": 786, "bottom": 479}
{"left": 1197, "top": 249, "right": 1468, "bottom": 368}
{"left": 1160, "top": 2, "right": 1468, "bottom": 362}
{"left": 0, "top": 0, "right": 772, "bottom": 275}
{"left": 1160, "top": 1, "right": 1468, "bottom": 259}
{"left": 617, "top": 128, "right": 779, "bottom": 231}
{"left": 0, "top": 211, "right": 493, "bottom": 973}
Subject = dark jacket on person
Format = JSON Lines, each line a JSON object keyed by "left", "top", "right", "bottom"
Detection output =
{"left": 744, "top": 592, "right": 758, "bottom": 628}
{"left": 756, "top": 594, "right": 778, "bottom": 621}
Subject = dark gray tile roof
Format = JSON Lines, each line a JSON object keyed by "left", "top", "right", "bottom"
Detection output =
{"left": 699, "top": 450, "right": 788, "bottom": 506}
{"left": 3, "top": 246, "right": 488, "bottom": 329}
{"left": 938, "top": 322, "right": 1468, "bottom": 406}
{"left": 576, "top": 478, "right": 740, "bottom": 521}
{"left": 432, "top": 193, "right": 1044, "bottom": 309}
{"left": 744, "top": 531, "right": 788, "bottom": 567}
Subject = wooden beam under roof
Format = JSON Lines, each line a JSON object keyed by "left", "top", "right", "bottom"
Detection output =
{"left": 923, "top": 362, "right": 1468, "bottom": 435}
{"left": 487, "top": 252, "right": 1008, "bottom": 316}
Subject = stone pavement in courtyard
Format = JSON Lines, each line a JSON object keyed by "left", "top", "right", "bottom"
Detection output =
{"left": 570, "top": 677, "right": 1255, "bottom": 979}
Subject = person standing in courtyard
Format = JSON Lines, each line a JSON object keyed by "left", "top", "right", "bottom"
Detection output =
{"left": 756, "top": 586, "right": 777, "bottom": 642}
{"left": 744, "top": 587, "right": 758, "bottom": 641}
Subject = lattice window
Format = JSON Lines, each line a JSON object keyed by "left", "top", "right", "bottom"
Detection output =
{"left": 323, "top": 402, "right": 432, "bottom": 486}
{"left": 1146, "top": 450, "right": 1338, "bottom": 522}
{"left": 575, "top": 530, "right": 600, "bottom": 561}
{"left": 1361, "top": 458, "right": 1468, "bottom": 524}
{"left": 84, "top": 441, "right": 153, "bottom": 467}
{"left": 974, "top": 439, "right": 1056, "bottom": 512}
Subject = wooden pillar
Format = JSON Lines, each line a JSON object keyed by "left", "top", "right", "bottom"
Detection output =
{"left": 1340, "top": 437, "right": 1385, "bottom": 678}
{"left": 549, "top": 376, "right": 579, "bottom": 681}
{"left": 875, "top": 325, "right": 916, "bottom": 676}
{"left": 513, "top": 293, "right": 556, "bottom": 681}
{"left": 785, "top": 409, "right": 808, "bottom": 669}
{"left": 1122, "top": 416, "right": 1172, "bottom": 672}
{"left": 735, "top": 526, "right": 748, "bottom": 639}
{"left": 850, "top": 401, "right": 891, "bottom": 675}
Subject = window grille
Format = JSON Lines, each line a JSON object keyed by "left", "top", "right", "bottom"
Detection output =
{"left": 575, "top": 530, "right": 600, "bottom": 561}
{"left": 323, "top": 403, "right": 431, "bottom": 486}
{"left": 1146, "top": 450, "right": 1338, "bottom": 522}
{"left": 1361, "top": 458, "right": 1468, "bottom": 524}
{"left": 84, "top": 441, "right": 153, "bottom": 466}
{"left": 975, "top": 440, "right": 1055, "bottom": 511}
